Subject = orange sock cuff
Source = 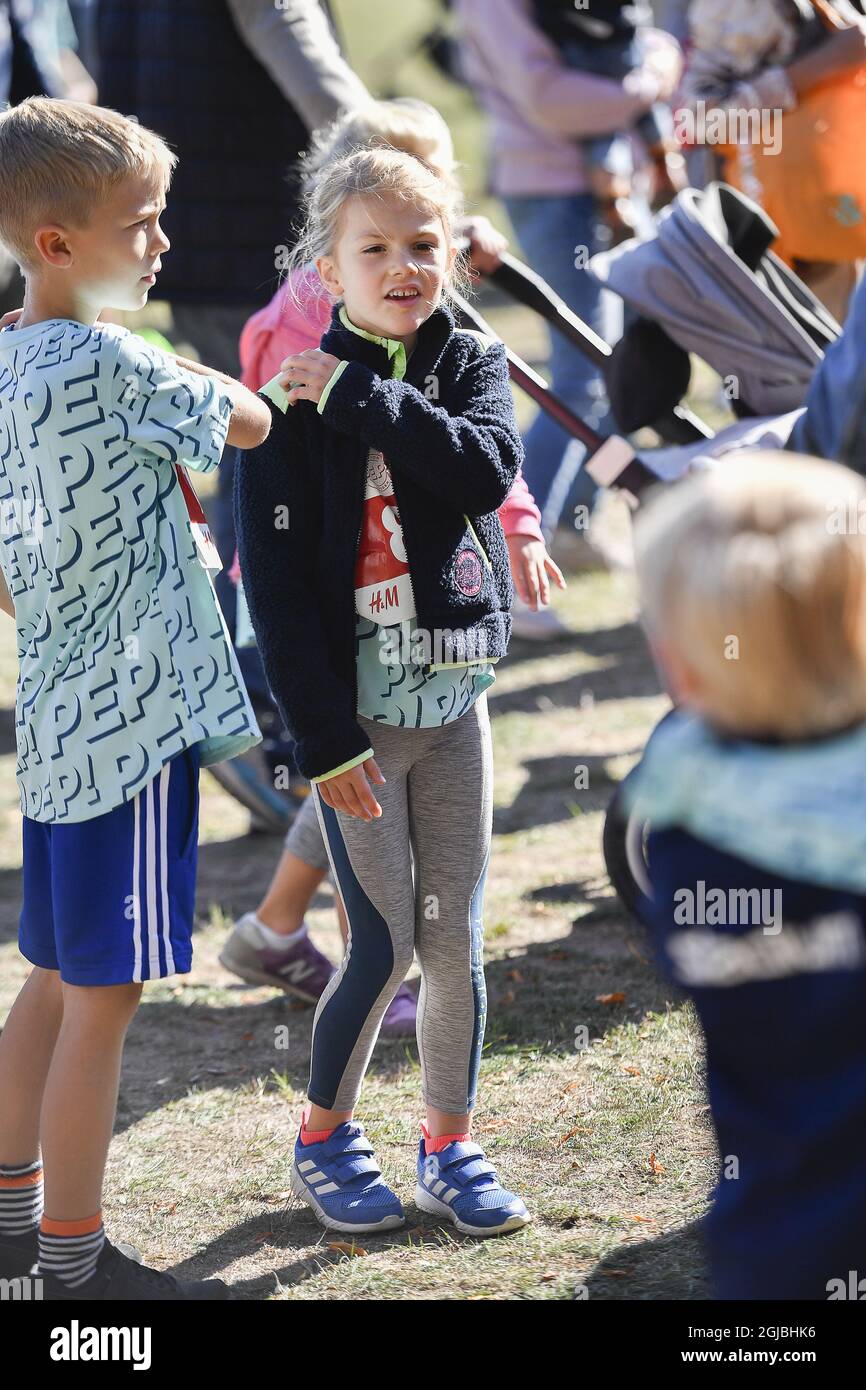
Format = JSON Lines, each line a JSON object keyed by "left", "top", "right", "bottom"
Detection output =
{"left": 40, "top": 1211, "right": 103, "bottom": 1237}
{"left": 422, "top": 1124, "right": 471, "bottom": 1155}
{"left": 0, "top": 1165, "right": 43, "bottom": 1189}
{"left": 300, "top": 1107, "right": 338, "bottom": 1146}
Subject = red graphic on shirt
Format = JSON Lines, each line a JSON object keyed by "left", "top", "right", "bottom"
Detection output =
{"left": 176, "top": 464, "right": 222, "bottom": 574}
{"left": 355, "top": 451, "right": 415, "bottom": 623}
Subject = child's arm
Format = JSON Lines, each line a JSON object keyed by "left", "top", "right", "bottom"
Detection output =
{"left": 234, "top": 407, "right": 373, "bottom": 782}
{"left": 0, "top": 568, "right": 14, "bottom": 619}
{"left": 171, "top": 353, "right": 272, "bottom": 449}
{"left": 109, "top": 331, "right": 269, "bottom": 473}
{"left": 286, "top": 340, "right": 523, "bottom": 516}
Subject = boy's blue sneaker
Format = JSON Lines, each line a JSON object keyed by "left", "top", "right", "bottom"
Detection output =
{"left": 415, "top": 1137, "right": 530, "bottom": 1237}
{"left": 291, "top": 1122, "right": 405, "bottom": 1233}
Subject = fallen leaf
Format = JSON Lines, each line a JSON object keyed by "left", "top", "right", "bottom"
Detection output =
{"left": 501, "top": 989, "right": 515, "bottom": 1006}
{"left": 649, "top": 1152, "right": 666, "bottom": 1176}
{"left": 562, "top": 1080, "right": 581, "bottom": 1093}
{"left": 606, "top": 1267, "right": 635, "bottom": 1277}
{"left": 507, "top": 968, "right": 524, "bottom": 983}
{"left": 622, "top": 1066, "right": 641, "bottom": 1077}
{"left": 253, "top": 1231, "right": 275, "bottom": 1244}
{"left": 540, "top": 1272, "right": 557, "bottom": 1282}
{"left": 327, "top": 1241, "right": 367, "bottom": 1258}
{"left": 596, "top": 992, "right": 626, "bottom": 1005}
{"left": 242, "top": 1032, "right": 253, "bottom": 1042}
{"left": 630, "top": 1215, "right": 653, "bottom": 1223}
{"left": 653, "top": 1074, "right": 669, "bottom": 1084}
{"left": 546, "top": 950, "right": 570, "bottom": 960}
{"left": 558, "top": 1126, "right": 592, "bottom": 1142}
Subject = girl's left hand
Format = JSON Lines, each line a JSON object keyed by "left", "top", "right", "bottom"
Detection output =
{"left": 277, "top": 348, "right": 344, "bottom": 407}
{"left": 507, "top": 536, "right": 566, "bottom": 609}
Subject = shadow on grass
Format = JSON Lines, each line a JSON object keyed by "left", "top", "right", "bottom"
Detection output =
{"left": 493, "top": 749, "right": 644, "bottom": 834}
{"left": 163, "top": 1202, "right": 491, "bottom": 1300}
{"left": 583, "top": 1220, "right": 711, "bottom": 1301}
{"left": 491, "top": 620, "right": 662, "bottom": 716}
{"left": 163, "top": 1208, "right": 711, "bottom": 1303}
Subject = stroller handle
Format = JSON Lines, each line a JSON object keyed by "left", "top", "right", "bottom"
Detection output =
{"left": 484, "top": 252, "right": 714, "bottom": 445}
{"left": 451, "top": 291, "right": 660, "bottom": 506}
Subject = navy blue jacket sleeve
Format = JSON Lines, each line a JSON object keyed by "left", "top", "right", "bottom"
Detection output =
{"left": 233, "top": 401, "right": 371, "bottom": 781}
{"left": 318, "top": 339, "right": 523, "bottom": 515}
{"left": 788, "top": 274, "right": 866, "bottom": 475}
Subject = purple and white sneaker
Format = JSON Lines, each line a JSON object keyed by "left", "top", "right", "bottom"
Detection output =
{"left": 379, "top": 982, "right": 417, "bottom": 1039}
{"left": 219, "top": 912, "right": 334, "bottom": 1003}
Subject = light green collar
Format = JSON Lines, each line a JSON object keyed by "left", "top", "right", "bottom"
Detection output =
{"left": 339, "top": 305, "right": 408, "bottom": 381}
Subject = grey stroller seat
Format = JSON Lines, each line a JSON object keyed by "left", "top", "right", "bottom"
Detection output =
{"left": 590, "top": 183, "right": 841, "bottom": 423}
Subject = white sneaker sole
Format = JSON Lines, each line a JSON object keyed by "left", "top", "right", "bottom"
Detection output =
{"left": 291, "top": 1164, "right": 405, "bottom": 1233}
{"left": 414, "top": 1183, "right": 530, "bottom": 1237}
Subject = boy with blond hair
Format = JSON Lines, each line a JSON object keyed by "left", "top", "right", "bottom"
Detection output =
{"left": 628, "top": 451, "right": 866, "bottom": 1300}
{"left": 0, "top": 97, "right": 271, "bottom": 1300}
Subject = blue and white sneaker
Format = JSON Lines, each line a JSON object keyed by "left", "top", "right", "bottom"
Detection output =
{"left": 292, "top": 1122, "right": 405, "bottom": 1233}
{"left": 415, "top": 1136, "right": 530, "bottom": 1237}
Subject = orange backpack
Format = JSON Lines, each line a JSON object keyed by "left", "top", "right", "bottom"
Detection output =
{"left": 723, "top": 3, "right": 866, "bottom": 264}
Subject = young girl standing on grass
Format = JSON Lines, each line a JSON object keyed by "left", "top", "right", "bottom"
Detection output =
{"left": 221, "top": 98, "right": 565, "bottom": 1035}
{"left": 235, "top": 147, "right": 530, "bottom": 1236}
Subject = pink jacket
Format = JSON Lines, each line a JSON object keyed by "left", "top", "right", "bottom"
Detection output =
{"left": 237, "top": 268, "right": 544, "bottom": 547}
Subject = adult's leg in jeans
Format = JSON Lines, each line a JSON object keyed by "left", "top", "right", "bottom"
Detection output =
{"left": 503, "top": 193, "right": 623, "bottom": 540}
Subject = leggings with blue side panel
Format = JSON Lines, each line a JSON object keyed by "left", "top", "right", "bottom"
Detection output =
{"left": 310, "top": 697, "right": 492, "bottom": 1114}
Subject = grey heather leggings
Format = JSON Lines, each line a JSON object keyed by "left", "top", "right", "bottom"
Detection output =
{"left": 303, "top": 697, "right": 493, "bottom": 1114}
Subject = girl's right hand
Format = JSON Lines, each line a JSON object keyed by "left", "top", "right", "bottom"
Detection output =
{"left": 316, "top": 756, "right": 386, "bottom": 821}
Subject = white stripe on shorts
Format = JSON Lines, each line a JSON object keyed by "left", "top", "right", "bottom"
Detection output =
{"left": 145, "top": 779, "right": 160, "bottom": 979}
{"left": 159, "top": 763, "right": 174, "bottom": 975}
{"left": 132, "top": 794, "right": 143, "bottom": 982}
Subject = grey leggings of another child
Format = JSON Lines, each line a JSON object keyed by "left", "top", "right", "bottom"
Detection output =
{"left": 293, "top": 698, "right": 493, "bottom": 1115}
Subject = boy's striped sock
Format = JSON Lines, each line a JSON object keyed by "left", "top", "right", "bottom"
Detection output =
{"left": 0, "top": 1159, "right": 43, "bottom": 1235}
{"left": 37, "top": 1213, "right": 105, "bottom": 1288}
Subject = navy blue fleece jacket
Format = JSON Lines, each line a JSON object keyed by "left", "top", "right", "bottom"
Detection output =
{"left": 233, "top": 302, "right": 522, "bottom": 781}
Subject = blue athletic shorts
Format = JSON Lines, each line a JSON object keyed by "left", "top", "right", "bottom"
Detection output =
{"left": 19, "top": 744, "right": 200, "bottom": 985}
